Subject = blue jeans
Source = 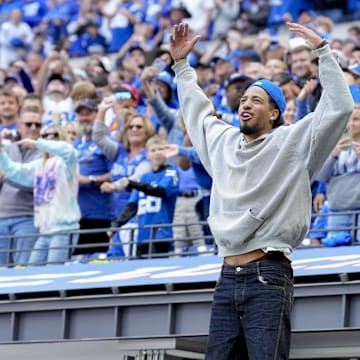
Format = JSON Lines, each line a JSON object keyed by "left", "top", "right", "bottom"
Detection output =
{"left": 0, "top": 216, "right": 38, "bottom": 266}
{"left": 29, "top": 233, "right": 79, "bottom": 265}
{"left": 327, "top": 209, "right": 360, "bottom": 242}
{"left": 206, "top": 260, "right": 293, "bottom": 360}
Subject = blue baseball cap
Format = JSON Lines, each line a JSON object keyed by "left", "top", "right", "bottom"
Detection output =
{"left": 157, "top": 71, "right": 174, "bottom": 90}
{"left": 348, "top": 64, "right": 360, "bottom": 77}
{"left": 249, "top": 79, "right": 286, "bottom": 113}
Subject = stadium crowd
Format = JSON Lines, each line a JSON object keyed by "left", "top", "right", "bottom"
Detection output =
{"left": 0, "top": 0, "right": 359, "bottom": 267}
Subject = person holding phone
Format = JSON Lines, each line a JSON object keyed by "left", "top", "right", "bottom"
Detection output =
{"left": 316, "top": 104, "right": 360, "bottom": 246}
{"left": 169, "top": 22, "right": 353, "bottom": 359}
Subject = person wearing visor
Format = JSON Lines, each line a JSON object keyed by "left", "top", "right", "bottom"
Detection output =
{"left": 169, "top": 22, "right": 353, "bottom": 359}
{"left": 105, "top": 83, "right": 142, "bottom": 137}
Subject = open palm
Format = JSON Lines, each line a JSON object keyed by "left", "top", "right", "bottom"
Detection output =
{"left": 170, "top": 23, "right": 201, "bottom": 63}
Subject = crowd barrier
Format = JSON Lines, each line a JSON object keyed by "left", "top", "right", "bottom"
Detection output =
{"left": 0, "top": 210, "right": 359, "bottom": 268}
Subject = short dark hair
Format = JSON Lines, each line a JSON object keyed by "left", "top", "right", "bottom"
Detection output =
{"left": 268, "top": 97, "right": 284, "bottom": 128}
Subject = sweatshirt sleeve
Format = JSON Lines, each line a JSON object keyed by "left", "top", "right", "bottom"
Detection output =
{"left": 112, "top": 202, "right": 138, "bottom": 227}
{"left": 0, "top": 150, "right": 38, "bottom": 187}
{"left": 36, "top": 139, "right": 77, "bottom": 164}
{"left": 316, "top": 156, "right": 337, "bottom": 183}
{"left": 92, "top": 120, "right": 119, "bottom": 160}
{"left": 172, "top": 60, "right": 234, "bottom": 177}
{"left": 178, "top": 146, "right": 202, "bottom": 164}
{"left": 127, "top": 179, "right": 167, "bottom": 198}
{"left": 114, "top": 160, "right": 152, "bottom": 192}
{"left": 287, "top": 44, "right": 354, "bottom": 180}
{"left": 148, "top": 93, "right": 178, "bottom": 133}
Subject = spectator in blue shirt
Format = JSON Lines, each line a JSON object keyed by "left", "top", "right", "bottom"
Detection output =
{"left": 72, "top": 98, "right": 113, "bottom": 257}
{"left": 69, "top": 22, "right": 108, "bottom": 57}
{"left": 113, "top": 135, "right": 179, "bottom": 258}
{"left": 107, "top": 0, "right": 144, "bottom": 53}
{"left": 22, "top": 0, "right": 48, "bottom": 28}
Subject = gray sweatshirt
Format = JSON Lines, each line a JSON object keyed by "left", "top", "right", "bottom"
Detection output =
{"left": 0, "top": 143, "right": 42, "bottom": 218}
{"left": 173, "top": 44, "right": 354, "bottom": 257}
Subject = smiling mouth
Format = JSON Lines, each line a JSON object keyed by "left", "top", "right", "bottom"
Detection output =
{"left": 241, "top": 113, "right": 253, "bottom": 121}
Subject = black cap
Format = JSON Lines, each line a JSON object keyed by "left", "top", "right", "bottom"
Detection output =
{"left": 75, "top": 98, "right": 98, "bottom": 113}
{"left": 224, "top": 73, "right": 253, "bottom": 89}
{"left": 170, "top": 0, "right": 192, "bottom": 18}
{"left": 195, "top": 62, "right": 212, "bottom": 69}
{"left": 47, "top": 73, "right": 70, "bottom": 84}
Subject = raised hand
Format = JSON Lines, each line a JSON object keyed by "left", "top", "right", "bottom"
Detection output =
{"left": 97, "top": 96, "right": 114, "bottom": 122}
{"left": 99, "top": 96, "right": 114, "bottom": 113}
{"left": 163, "top": 143, "right": 179, "bottom": 159}
{"left": 170, "top": 23, "right": 201, "bottom": 63}
{"left": 287, "top": 22, "right": 324, "bottom": 50}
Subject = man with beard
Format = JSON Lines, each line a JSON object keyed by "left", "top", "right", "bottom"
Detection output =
{"left": 216, "top": 73, "right": 253, "bottom": 128}
{"left": 42, "top": 73, "right": 74, "bottom": 125}
{"left": 72, "top": 98, "right": 113, "bottom": 258}
{"left": 169, "top": 22, "right": 353, "bottom": 359}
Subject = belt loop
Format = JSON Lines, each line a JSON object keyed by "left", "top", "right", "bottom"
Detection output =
{"left": 256, "top": 261, "right": 261, "bottom": 277}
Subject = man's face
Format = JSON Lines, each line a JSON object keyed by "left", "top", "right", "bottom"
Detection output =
{"left": 290, "top": 49, "right": 312, "bottom": 78}
{"left": 226, "top": 82, "right": 247, "bottom": 110}
{"left": 27, "top": 53, "right": 42, "bottom": 73}
{"left": 129, "top": 49, "right": 146, "bottom": 68}
{"left": 238, "top": 87, "right": 278, "bottom": 141}
{"left": 214, "top": 60, "right": 235, "bottom": 83}
{"left": 46, "top": 79, "right": 66, "bottom": 98}
{"left": 349, "top": 50, "right": 360, "bottom": 66}
{"left": 0, "top": 95, "right": 19, "bottom": 120}
{"left": 280, "top": 81, "right": 300, "bottom": 100}
{"left": 155, "top": 80, "right": 171, "bottom": 102}
{"left": 17, "top": 112, "right": 42, "bottom": 140}
{"left": 76, "top": 108, "right": 97, "bottom": 134}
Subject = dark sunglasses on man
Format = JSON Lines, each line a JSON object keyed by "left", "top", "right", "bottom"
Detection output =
{"left": 23, "top": 121, "right": 42, "bottom": 129}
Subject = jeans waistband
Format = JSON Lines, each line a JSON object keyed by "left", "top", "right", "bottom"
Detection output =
{"left": 221, "top": 252, "right": 292, "bottom": 275}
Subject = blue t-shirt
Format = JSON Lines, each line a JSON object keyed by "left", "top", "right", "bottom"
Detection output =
{"left": 110, "top": 143, "right": 149, "bottom": 216}
{"left": 217, "top": 103, "right": 240, "bottom": 128}
{"left": 73, "top": 137, "right": 114, "bottom": 220}
{"left": 129, "top": 165, "right": 179, "bottom": 244}
{"left": 22, "top": 0, "right": 48, "bottom": 28}
{"left": 108, "top": 1, "right": 143, "bottom": 52}
{"left": 0, "top": 123, "right": 17, "bottom": 132}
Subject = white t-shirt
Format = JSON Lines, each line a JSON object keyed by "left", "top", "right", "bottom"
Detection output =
{"left": 182, "top": 0, "right": 215, "bottom": 33}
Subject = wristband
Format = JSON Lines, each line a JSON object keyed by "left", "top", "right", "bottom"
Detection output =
{"left": 88, "top": 175, "right": 97, "bottom": 185}
{"left": 316, "top": 39, "right": 328, "bottom": 49}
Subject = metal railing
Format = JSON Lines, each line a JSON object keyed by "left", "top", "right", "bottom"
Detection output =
{"left": 0, "top": 210, "right": 359, "bottom": 268}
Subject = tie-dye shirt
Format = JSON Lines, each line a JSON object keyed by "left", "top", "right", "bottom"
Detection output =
{"left": 0, "top": 139, "right": 80, "bottom": 234}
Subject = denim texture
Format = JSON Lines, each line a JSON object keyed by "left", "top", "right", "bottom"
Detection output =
{"left": 206, "top": 260, "right": 294, "bottom": 360}
{"left": 29, "top": 233, "right": 78, "bottom": 265}
{"left": 0, "top": 216, "right": 38, "bottom": 266}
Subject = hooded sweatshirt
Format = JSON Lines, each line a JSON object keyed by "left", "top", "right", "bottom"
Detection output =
{"left": 173, "top": 44, "right": 354, "bottom": 257}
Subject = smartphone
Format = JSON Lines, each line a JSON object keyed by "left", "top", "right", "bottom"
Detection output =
{"left": 339, "top": 127, "right": 352, "bottom": 149}
{"left": 150, "top": 57, "right": 167, "bottom": 75}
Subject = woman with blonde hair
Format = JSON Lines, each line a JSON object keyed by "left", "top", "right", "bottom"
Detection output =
{"left": 0, "top": 123, "right": 80, "bottom": 265}
{"left": 92, "top": 97, "right": 155, "bottom": 256}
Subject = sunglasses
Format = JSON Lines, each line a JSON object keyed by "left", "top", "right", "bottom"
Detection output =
{"left": 23, "top": 122, "right": 42, "bottom": 129}
{"left": 113, "top": 91, "right": 133, "bottom": 100}
{"left": 127, "top": 124, "right": 144, "bottom": 130}
{"left": 41, "top": 132, "right": 59, "bottom": 139}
